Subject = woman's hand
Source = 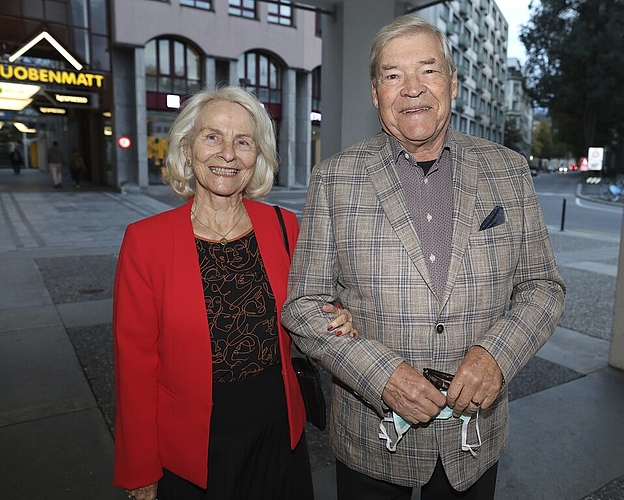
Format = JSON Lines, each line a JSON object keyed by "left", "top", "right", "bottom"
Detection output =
{"left": 126, "top": 482, "right": 158, "bottom": 500}
{"left": 322, "top": 303, "right": 358, "bottom": 338}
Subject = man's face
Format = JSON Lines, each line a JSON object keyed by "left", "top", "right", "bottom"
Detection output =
{"left": 371, "top": 32, "right": 458, "bottom": 158}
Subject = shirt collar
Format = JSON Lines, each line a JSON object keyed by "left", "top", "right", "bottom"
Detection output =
{"left": 387, "top": 132, "right": 452, "bottom": 165}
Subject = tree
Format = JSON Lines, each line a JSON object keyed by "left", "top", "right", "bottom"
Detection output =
{"left": 521, "top": 0, "right": 624, "bottom": 160}
{"left": 504, "top": 116, "right": 523, "bottom": 153}
{"left": 532, "top": 119, "right": 554, "bottom": 159}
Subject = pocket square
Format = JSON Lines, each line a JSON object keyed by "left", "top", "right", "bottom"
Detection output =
{"left": 479, "top": 205, "right": 505, "bottom": 231}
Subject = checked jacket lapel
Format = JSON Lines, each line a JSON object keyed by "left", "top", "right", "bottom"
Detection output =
{"left": 439, "top": 131, "right": 479, "bottom": 308}
{"left": 363, "top": 137, "right": 437, "bottom": 297}
{"left": 363, "top": 132, "right": 480, "bottom": 310}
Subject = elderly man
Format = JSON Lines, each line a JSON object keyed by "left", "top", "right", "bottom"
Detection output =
{"left": 282, "top": 14, "right": 564, "bottom": 500}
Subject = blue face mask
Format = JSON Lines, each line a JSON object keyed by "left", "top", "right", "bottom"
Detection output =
{"left": 379, "top": 391, "right": 482, "bottom": 456}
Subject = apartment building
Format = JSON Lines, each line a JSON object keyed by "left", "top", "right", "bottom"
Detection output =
{"left": 505, "top": 57, "right": 533, "bottom": 159}
{"left": 417, "top": 0, "right": 509, "bottom": 145}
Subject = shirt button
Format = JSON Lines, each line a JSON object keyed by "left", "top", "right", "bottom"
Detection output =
{"left": 436, "top": 323, "right": 445, "bottom": 334}
{"left": 429, "top": 253, "right": 436, "bottom": 263}
{"left": 427, "top": 213, "right": 433, "bottom": 222}
{"left": 423, "top": 178, "right": 429, "bottom": 184}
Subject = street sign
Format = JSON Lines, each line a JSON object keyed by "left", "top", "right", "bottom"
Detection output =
{"left": 118, "top": 136, "right": 132, "bottom": 149}
{"left": 587, "top": 147, "right": 604, "bottom": 171}
{"left": 579, "top": 157, "right": 588, "bottom": 171}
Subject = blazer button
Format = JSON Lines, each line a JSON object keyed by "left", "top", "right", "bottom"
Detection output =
{"left": 435, "top": 323, "right": 445, "bottom": 334}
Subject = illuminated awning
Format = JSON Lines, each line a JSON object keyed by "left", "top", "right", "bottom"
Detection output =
{"left": 0, "top": 82, "right": 40, "bottom": 111}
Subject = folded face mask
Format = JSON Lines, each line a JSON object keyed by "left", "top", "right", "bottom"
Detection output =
{"left": 379, "top": 391, "right": 482, "bottom": 456}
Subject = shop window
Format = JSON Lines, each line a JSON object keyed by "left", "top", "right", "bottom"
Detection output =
{"left": 229, "top": 0, "right": 256, "bottom": 18}
{"left": 267, "top": 0, "right": 292, "bottom": 26}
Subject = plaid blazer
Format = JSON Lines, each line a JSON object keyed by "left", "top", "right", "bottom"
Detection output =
{"left": 282, "top": 129, "right": 565, "bottom": 491}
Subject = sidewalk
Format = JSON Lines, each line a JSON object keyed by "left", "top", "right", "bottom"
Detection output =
{"left": 0, "top": 168, "right": 623, "bottom": 500}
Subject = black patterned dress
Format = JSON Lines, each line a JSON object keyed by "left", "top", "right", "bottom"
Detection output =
{"left": 157, "top": 229, "right": 313, "bottom": 500}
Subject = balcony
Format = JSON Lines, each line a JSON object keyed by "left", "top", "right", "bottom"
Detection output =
{"left": 478, "top": 25, "right": 488, "bottom": 41}
{"left": 458, "top": 34, "right": 470, "bottom": 49}
{"left": 459, "top": 0, "right": 470, "bottom": 20}
{"left": 455, "top": 97, "right": 465, "bottom": 112}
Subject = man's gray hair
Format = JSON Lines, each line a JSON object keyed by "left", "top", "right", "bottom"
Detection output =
{"left": 369, "top": 14, "right": 456, "bottom": 83}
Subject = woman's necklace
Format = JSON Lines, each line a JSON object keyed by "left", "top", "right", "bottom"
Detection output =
{"left": 191, "top": 208, "right": 246, "bottom": 246}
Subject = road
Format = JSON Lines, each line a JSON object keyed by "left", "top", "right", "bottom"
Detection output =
{"left": 533, "top": 171, "right": 623, "bottom": 235}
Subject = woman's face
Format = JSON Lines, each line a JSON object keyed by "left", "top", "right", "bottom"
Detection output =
{"left": 187, "top": 100, "right": 258, "bottom": 200}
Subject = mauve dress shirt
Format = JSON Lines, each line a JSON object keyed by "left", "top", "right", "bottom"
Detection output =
{"left": 390, "top": 134, "right": 453, "bottom": 297}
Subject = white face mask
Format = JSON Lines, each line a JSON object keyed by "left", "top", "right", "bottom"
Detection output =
{"left": 379, "top": 392, "right": 482, "bottom": 456}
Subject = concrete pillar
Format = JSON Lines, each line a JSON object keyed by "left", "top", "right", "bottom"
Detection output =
{"left": 229, "top": 61, "right": 238, "bottom": 88}
{"left": 319, "top": 0, "right": 399, "bottom": 160}
{"left": 108, "top": 47, "right": 138, "bottom": 189}
{"left": 609, "top": 214, "right": 624, "bottom": 370}
{"left": 205, "top": 56, "right": 216, "bottom": 89}
{"left": 134, "top": 47, "right": 148, "bottom": 189}
{"left": 278, "top": 68, "right": 297, "bottom": 187}
{"left": 111, "top": 46, "right": 144, "bottom": 190}
{"left": 295, "top": 71, "right": 312, "bottom": 186}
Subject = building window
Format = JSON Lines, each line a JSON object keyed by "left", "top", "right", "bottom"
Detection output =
{"left": 311, "top": 66, "right": 321, "bottom": 113}
{"left": 229, "top": 0, "right": 256, "bottom": 18}
{"left": 237, "top": 51, "right": 282, "bottom": 117}
{"left": 238, "top": 51, "right": 281, "bottom": 104}
{"left": 180, "top": 0, "right": 212, "bottom": 10}
{"left": 268, "top": 0, "right": 293, "bottom": 26}
{"left": 315, "top": 10, "right": 322, "bottom": 37}
{"left": 145, "top": 38, "right": 201, "bottom": 106}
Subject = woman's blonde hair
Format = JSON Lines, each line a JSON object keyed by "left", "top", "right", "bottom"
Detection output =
{"left": 165, "top": 86, "right": 279, "bottom": 200}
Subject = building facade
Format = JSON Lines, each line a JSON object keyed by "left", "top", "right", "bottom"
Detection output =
{"left": 505, "top": 57, "right": 533, "bottom": 159}
{"left": 417, "top": 0, "right": 509, "bottom": 146}
{"left": 110, "top": 0, "right": 322, "bottom": 190}
{"left": 0, "top": 0, "right": 112, "bottom": 184}
{"left": 0, "top": 0, "right": 322, "bottom": 190}
{"left": 1, "top": 0, "right": 526, "bottom": 190}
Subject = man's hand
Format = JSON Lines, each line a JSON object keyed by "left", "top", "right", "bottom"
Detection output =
{"left": 446, "top": 346, "right": 503, "bottom": 417}
{"left": 382, "top": 362, "right": 447, "bottom": 424}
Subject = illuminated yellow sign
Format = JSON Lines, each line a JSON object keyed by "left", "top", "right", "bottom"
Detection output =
{"left": 39, "top": 107, "right": 67, "bottom": 115}
{"left": 0, "top": 64, "right": 104, "bottom": 89}
{"left": 55, "top": 93, "right": 88, "bottom": 104}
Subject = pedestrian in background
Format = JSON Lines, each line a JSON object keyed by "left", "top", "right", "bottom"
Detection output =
{"left": 282, "top": 14, "right": 565, "bottom": 500}
{"left": 69, "top": 149, "right": 86, "bottom": 188}
{"left": 10, "top": 147, "right": 23, "bottom": 175}
{"left": 47, "top": 140, "right": 65, "bottom": 188}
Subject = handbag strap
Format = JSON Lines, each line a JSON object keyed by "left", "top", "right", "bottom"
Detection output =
{"left": 274, "top": 205, "right": 290, "bottom": 258}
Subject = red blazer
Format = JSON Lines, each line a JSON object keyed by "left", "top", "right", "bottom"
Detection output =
{"left": 113, "top": 198, "right": 304, "bottom": 490}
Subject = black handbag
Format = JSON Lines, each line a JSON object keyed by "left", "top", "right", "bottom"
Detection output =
{"left": 291, "top": 356, "right": 327, "bottom": 431}
{"left": 274, "top": 206, "right": 327, "bottom": 431}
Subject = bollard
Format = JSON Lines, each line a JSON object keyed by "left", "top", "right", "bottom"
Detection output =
{"left": 560, "top": 198, "right": 566, "bottom": 231}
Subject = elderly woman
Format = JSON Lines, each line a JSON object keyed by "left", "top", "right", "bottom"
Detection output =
{"left": 113, "top": 87, "right": 355, "bottom": 500}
